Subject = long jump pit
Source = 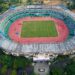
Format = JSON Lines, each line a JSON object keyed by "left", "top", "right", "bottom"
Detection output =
{"left": 8, "top": 17, "right": 69, "bottom": 44}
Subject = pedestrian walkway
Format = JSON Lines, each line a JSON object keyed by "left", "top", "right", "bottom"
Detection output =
{"left": 34, "top": 62, "right": 49, "bottom": 75}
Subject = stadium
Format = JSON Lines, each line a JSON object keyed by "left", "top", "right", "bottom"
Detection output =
{"left": 0, "top": 5, "right": 75, "bottom": 59}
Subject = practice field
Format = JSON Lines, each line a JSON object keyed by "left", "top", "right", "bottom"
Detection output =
{"left": 21, "top": 20, "right": 58, "bottom": 37}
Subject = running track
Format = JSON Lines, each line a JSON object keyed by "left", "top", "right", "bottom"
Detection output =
{"left": 8, "top": 17, "right": 69, "bottom": 44}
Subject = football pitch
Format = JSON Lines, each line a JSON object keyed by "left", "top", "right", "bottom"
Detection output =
{"left": 21, "top": 20, "right": 58, "bottom": 37}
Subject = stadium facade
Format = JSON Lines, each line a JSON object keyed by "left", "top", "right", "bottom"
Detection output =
{"left": 0, "top": 5, "right": 75, "bottom": 61}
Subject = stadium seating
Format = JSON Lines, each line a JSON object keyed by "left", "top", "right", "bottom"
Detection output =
{"left": 0, "top": 5, "right": 75, "bottom": 56}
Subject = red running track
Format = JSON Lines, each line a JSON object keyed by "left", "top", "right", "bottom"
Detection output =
{"left": 8, "top": 17, "right": 69, "bottom": 44}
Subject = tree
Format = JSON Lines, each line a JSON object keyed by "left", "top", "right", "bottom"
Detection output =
{"left": 62, "top": 0, "right": 75, "bottom": 9}
{"left": 1, "top": 65, "right": 7, "bottom": 75}
{"left": 65, "top": 60, "right": 75, "bottom": 75}
{"left": 13, "top": 56, "right": 32, "bottom": 69}
{"left": 51, "top": 67, "right": 64, "bottom": 75}
{"left": 27, "top": 0, "right": 32, "bottom": 5}
{"left": 11, "top": 69, "right": 17, "bottom": 75}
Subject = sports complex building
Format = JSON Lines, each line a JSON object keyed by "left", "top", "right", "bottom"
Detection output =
{"left": 0, "top": 5, "right": 75, "bottom": 61}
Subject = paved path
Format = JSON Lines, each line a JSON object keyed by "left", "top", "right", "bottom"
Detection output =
{"left": 34, "top": 62, "right": 49, "bottom": 75}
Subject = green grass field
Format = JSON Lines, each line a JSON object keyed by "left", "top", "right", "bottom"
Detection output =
{"left": 21, "top": 20, "right": 58, "bottom": 37}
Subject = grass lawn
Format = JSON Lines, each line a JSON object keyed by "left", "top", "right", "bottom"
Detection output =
{"left": 21, "top": 20, "right": 58, "bottom": 37}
